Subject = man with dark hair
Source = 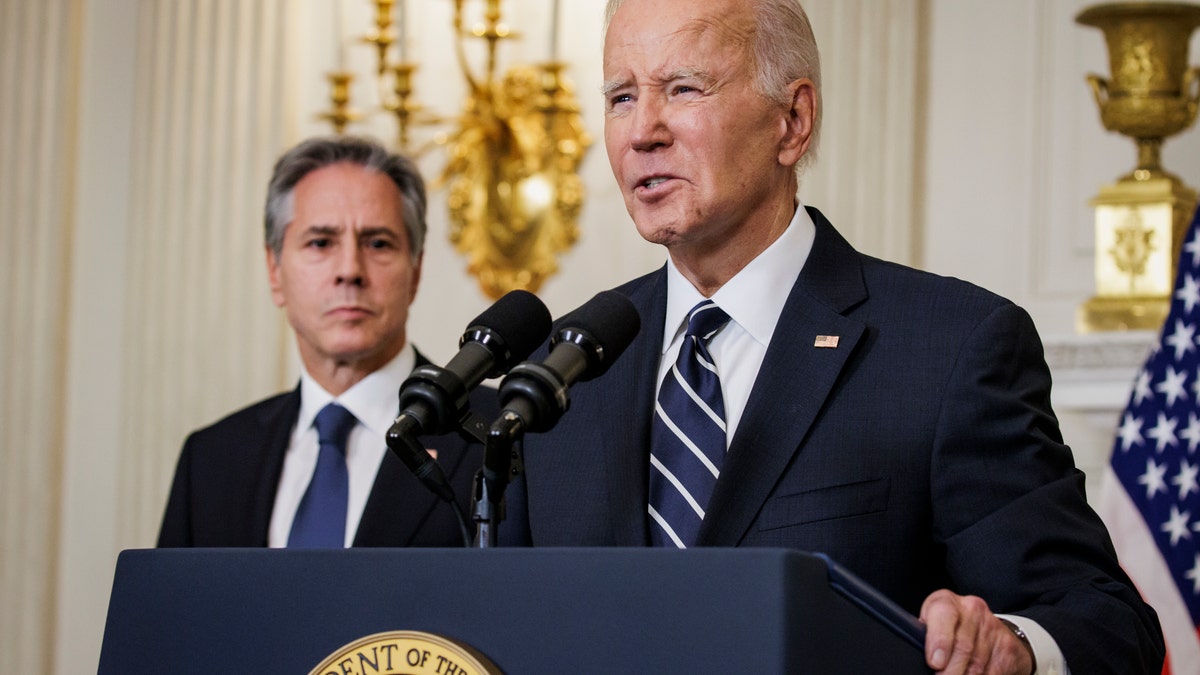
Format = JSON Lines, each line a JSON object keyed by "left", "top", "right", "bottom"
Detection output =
{"left": 159, "top": 136, "right": 488, "bottom": 549}
{"left": 506, "top": 1, "right": 1165, "bottom": 673}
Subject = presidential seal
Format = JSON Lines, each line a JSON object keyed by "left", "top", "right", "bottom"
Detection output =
{"left": 308, "top": 630, "right": 502, "bottom": 675}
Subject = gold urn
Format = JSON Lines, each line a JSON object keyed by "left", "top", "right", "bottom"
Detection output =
{"left": 1076, "top": 2, "right": 1200, "bottom": 332}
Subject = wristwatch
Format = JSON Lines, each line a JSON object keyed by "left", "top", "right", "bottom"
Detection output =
{"left": 998, "top": 618, "right": 1037, "bottom": 675}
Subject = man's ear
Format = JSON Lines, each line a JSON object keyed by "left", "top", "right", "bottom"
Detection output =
{"left": 265, "top": 245, "right": 286, "bottom": 308}
{"left": 408, "top": 252, "right": 423, "bottom": 306}
{"left": 778, "top": 78, "right": 817, "bottom": 167}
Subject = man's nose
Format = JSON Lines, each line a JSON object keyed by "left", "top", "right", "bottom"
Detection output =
{"left": 629, "top": 96, "right": 671, "bottom": 152}
{"left": 334, "top": 238, "right": 365, "bottom": 286}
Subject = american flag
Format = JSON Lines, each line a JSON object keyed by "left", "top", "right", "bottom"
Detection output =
{"left": 1099, "top": 201, "right": 1200, "bottom": 674}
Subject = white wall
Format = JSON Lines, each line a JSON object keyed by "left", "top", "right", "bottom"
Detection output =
{"left": 923, "top": 0, "right": 1200, "bottom": 337}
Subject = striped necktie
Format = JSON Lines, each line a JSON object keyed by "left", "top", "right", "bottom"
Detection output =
{"left": 288, "top": 403, "right": 357, "bottom": 548}
{"left": 649, "top": 300, "right": 731, "bottom": 547}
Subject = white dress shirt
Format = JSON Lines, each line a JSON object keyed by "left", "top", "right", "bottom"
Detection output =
{"left": 268, "top": 344, "right": 415, "bottom": 548}
{"left": 656, "top": 201, "right": 1067, "bottom": 674}
{"left": 656, "top": 204, "right": 814, "bottom": 444}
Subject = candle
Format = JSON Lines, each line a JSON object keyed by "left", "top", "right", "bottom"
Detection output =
{"left": 333, "top": 0, "right": 346, "bottom": 69}
{"left": 398, "top": 0, "right": 407, "bottom": 62}
{"left": 549, "top": 0, "right": 560, "bottom": 61}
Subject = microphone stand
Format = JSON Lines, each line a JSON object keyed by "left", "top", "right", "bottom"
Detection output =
{"left": 473, "top": 412, "right": 525, "bottom": 548}
{"left": 384, "top": 410, "right": 490, "bottom": 549}
{"left": 385, "top": 429, "right": 472, "bottom": 547}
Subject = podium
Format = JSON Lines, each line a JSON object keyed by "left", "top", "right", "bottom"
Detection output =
{"left": 98, "top": 548, "right": 931, "bottom": 673}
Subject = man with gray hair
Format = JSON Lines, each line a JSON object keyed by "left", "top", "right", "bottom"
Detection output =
{"left": 159, "top": 136, "right": 490, "bottom": 549}
{"left": 505, "top": 1, "right": 1164, "bottom": 673}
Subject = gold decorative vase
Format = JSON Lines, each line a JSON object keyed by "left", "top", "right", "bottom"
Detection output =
{"left": 1076, "top": 2, "right": 1200, "bottom": 332}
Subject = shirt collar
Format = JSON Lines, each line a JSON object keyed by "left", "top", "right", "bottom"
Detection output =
{"left": 662, "top": 203, "right": 816, "bottom": 351}
{"left": 297, "top": 344, "right": 417, "bottom": 436}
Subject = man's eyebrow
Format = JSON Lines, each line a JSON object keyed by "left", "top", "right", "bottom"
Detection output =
{"left": 300, "top": 224, "right": 340, "bottom": 235}
{"left": 296, "top": 224, "right": 400, "bottom": 239}
{"left": 666, "top": 67, "right": 712, "bottom": 83}
{"left": 601, "top": 68, "right": 713, "bottom": 97}
{"left": 601, "top": 79, "right": 627, "bottom": 97}
{"left": 357, "top": 226, "right": 400, "bottom": 237}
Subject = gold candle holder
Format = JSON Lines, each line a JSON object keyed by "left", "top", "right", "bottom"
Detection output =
{"left": 317, "top": 71, "right": 362, "bottom": 134}
{"left": 362, "top": 0, "right": 397, "bottom": 75}
{"left": 386, "top": 62, "right": 423, "bottom": 151}
{"left": 315, "top": 0, "right": 592, "bottom": 299}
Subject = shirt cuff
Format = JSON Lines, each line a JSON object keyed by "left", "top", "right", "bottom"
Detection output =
{"left": 996, "top": 613, "right": 1070, "bottom": 675}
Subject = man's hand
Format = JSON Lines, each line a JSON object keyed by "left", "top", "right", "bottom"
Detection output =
{"left": 920, "top": 589, "right": 1035, "bottom": 674}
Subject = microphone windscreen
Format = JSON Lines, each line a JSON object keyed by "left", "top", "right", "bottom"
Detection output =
{"left": 465, "top": 289, "right": 553, "bottom": 371}
{"left": 555, "top": 290, "right": 641, "bottom": 379}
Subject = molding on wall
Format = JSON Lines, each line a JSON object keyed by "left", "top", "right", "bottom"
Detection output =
{"left": 1046, "top": 330, "right": 1151, "bottom": 412}
{"left": 1044, "top": 330, "right": 1153, "bottom": 500}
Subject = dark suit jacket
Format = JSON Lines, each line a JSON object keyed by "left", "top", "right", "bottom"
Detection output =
{"left": 158, "top": 351, "right": 496, "bottom": 548}
{"left": 506, "top": 207, "right": 1163, "bottom": 674}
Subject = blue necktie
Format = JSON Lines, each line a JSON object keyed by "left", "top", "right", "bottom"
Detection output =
{"left": 649, "top": 300, "right": 731, "bottom": 547}
{"left": 288, "top": 403, "right": 357, "bottom": 548}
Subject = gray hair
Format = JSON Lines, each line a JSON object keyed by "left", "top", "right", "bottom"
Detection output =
{"left": 604, "top": 0, "right": 822, "bottom": 171}
{"left": 263, "top": 136, "right": 427, "bottom": 259}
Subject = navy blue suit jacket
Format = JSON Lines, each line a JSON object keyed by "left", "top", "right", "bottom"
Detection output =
{"left": 506, "top": 207, "right": 1163, "bottom": 674}
{"left": 158, "top": 351, "right": 495, "bottom": 548}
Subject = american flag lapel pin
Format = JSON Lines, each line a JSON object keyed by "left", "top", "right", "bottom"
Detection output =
{"left": 814, "top": 335, "right": 840, "bottom": 348}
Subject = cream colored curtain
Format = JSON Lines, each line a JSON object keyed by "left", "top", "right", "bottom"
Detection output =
{"left": 0, "top": 1, "right": 81, "bottom": 671}
{"left": 117, "top": 0, "right": 292, "bottom": 549}
{"left": 2, "top": 0, "right": 295, "bottom": 671}
{"left": 802, "top": 0, "right": 923, "bottom": 264}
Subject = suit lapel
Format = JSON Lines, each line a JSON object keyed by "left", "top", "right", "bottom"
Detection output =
{"left": 699, "top": 209, "right": 869, "bottom": 546}
{"left": 354, "top": 446, "right": 464, "bottom": 546}
{"left": 354, "top": 348, "right": 450, "bottom": 546}
{"left": 607, "top": 271, "right": 668, "bottom": 545}
{"left": 250, "top": 387, "right": 301, "bottom": 546}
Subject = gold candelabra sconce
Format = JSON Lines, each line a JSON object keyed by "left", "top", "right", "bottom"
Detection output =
{"left": 317, "top": 0, "right": 591, "bottom": 299}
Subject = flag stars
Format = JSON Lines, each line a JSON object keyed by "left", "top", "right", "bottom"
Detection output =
{"left": 1162, "top": 505, "right": 1193, "bottom": 546}
{"left": 1174, "top": 460, "right": 1200, "bottom": 500}
{"left": 1117, "top": 413, "right": 1144, "bottom": 452}
{"left": 1177, "top": 275, "right": 1200, "bottom": 314}
{"left": 1114, "top": 211, "right": 1200, "bottom": 610}
{"left": 1183, "top": 414, "right": 1200, "bottom": 454}
{"left": 1156, "top": 366, "right": 1190, "bottom": 407}
{"left": 1186, "top": 228, "right": 1200, "bottom": 268}
{"left": 1165, "top": 320, "right": 1198, "bottom": 361}
{"left": 1134, "top": 370, "right": 1154, "bottom": 406}
{"left": 1148, "top": 413, "right": 1180, "bottom": 453}
{"left": 1187, "top": 555, "right": 1200, "bottom": 594}
{"left": 1139, "top": 458, "right": 1169, "bottom": 499}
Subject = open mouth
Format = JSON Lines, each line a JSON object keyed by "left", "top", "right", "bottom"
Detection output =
{"left": 636, "top": 175, "right": 676, "bottom": 193}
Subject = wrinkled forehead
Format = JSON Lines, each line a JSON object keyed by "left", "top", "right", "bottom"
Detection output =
{"left": 603, "top": 1, "right": 754, "bottom": 79}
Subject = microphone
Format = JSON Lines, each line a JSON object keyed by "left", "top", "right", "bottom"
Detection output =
{"left": 473, "top": 290, "right": 641, "bottom": 546}
{"left": 494, "top": 290, "right": 642, "bottom": 436}
{"left": 386, "top": 289, "right": 552, "bottom": 502}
